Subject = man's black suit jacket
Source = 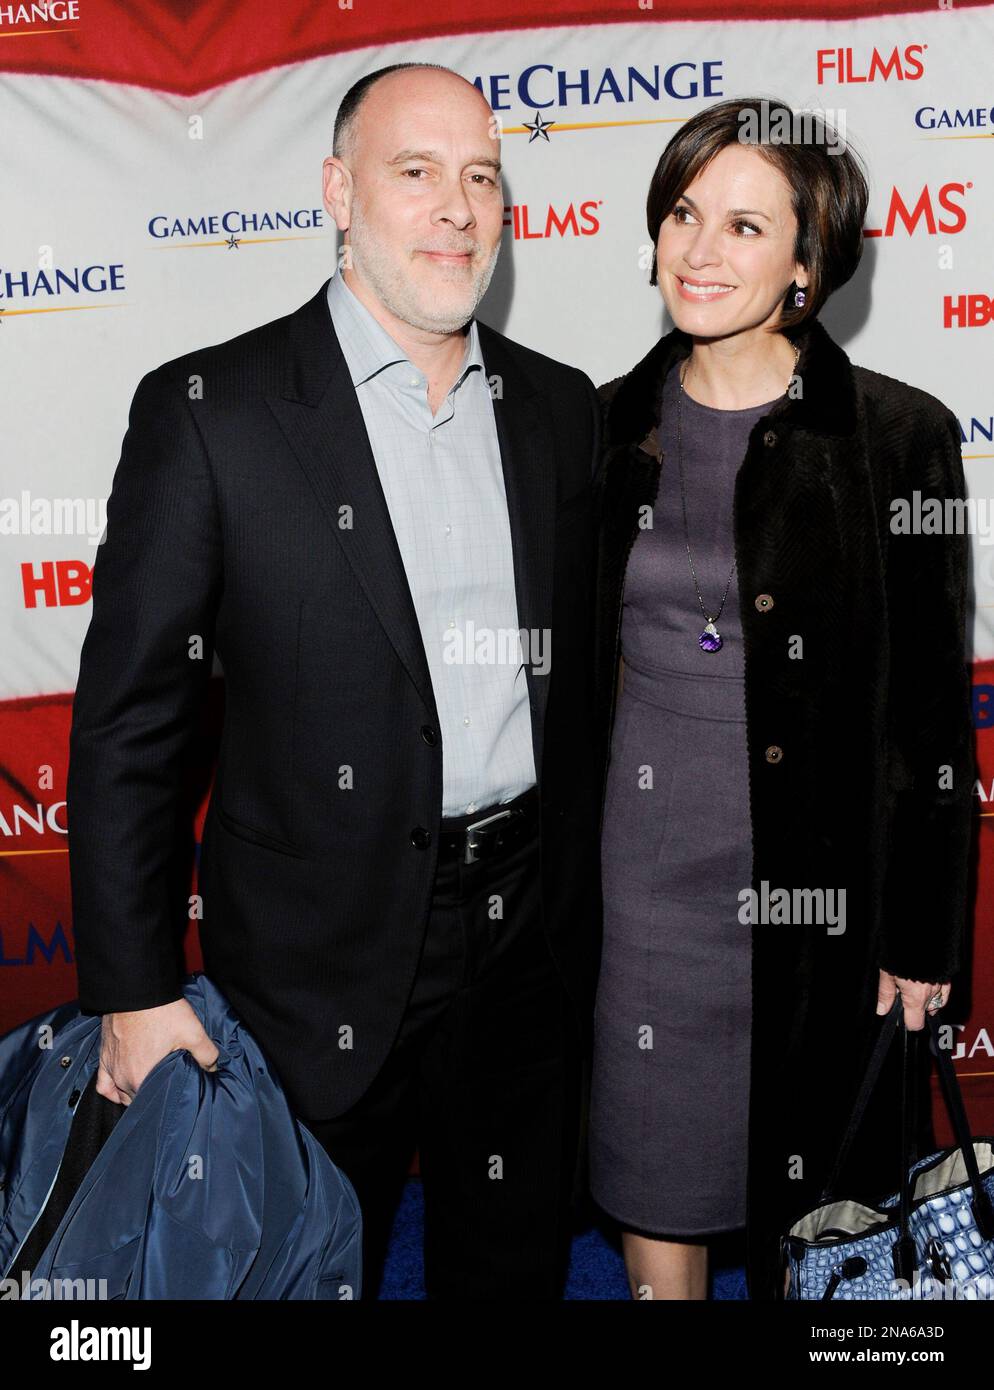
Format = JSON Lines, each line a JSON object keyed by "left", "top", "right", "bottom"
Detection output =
{"left": 67, "top": 277, "right": 603, "bottom": 1123}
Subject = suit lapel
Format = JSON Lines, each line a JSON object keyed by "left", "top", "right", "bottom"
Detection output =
{"left": 267, "top": 282, "right": 438, "bottom": 720}
{"left": 477, "top": 322, "right": 557, "bottom": 777}
{"left": 266, "top": 280, "right": 556, "bottom": 778}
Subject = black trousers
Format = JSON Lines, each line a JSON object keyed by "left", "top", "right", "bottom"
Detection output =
{"left": 306, "top": 802, "right": 583, "bottom": 1301}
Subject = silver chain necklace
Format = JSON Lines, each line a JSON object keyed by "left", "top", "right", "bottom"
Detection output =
{"left": 675, "top": 343, "right": 800, "bottom": 653}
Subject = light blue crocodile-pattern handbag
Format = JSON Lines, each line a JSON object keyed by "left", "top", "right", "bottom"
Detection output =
{"left": 783, "top": 997, "right": 994, "bottom": 1300}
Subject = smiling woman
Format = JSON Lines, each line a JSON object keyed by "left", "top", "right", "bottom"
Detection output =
{"left": 589, "top": 95, "right": 972, "bottom": 1305}
{"left": 647, "top": 96, "right": 867, "bottom": 345}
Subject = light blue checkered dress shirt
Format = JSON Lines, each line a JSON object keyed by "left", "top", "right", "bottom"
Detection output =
{"left": 325, "top": 271, "right": 537, "bottom": 817}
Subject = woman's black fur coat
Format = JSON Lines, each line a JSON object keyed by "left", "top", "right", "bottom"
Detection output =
{"left": 591, "top": 315, "right": 976, "bottom": 1299}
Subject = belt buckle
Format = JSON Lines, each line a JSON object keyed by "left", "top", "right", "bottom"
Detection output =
{"left": 463, "top": 807, "right": 519, "bottom": 865}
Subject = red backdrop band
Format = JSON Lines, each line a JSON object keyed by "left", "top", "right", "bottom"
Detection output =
{"left": 1, "top": 0, "right": 991, "bottom": 95}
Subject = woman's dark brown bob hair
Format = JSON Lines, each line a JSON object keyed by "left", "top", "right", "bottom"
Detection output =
{"left": 647, "top": 96, "right": 869, "bottom": 333}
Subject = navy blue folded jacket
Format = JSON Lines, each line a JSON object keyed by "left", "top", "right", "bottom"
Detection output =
{"left": 0, "top": 972, "right": 361, "bottom": 1299}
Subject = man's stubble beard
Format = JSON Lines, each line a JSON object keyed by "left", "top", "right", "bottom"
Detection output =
{"left": 345, "top": 195, "right": 501, "bottom": 335}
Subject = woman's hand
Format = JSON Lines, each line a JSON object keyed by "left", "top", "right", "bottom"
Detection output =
{"left": 877, "top": 970, "right": 951, "bottom": 1031}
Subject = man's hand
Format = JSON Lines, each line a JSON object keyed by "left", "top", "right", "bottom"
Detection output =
{"left": 876, "top": 970, "right": 951, "bottom": 1032}
{"left": 95, "top": 998, "right": 220, "bottom": 1105}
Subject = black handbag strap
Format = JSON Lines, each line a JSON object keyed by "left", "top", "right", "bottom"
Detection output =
{"left": 819, "top": 997, "right": 902, "bottom": 1203}
{"left": 891, "top": 1023, "right": 917, "bottom": 1280}
{"left": 926, "top": 1010, "right": 994, "bottom": 1240}
{"left": 819, "top": 996, "right": 994, "bottom": 1244}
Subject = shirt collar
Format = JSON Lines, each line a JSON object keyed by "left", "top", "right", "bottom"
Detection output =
{"left": 326, "top": 269, "right": 484, "bottom": 391}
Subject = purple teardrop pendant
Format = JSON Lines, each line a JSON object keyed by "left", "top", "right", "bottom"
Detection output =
{"left": 699, "top": 621, "right": 723, "bottom": 653}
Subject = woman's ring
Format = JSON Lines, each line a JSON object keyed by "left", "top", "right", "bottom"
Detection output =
{"left": 928, "top": 991, "right": 944, "bottom": 1011}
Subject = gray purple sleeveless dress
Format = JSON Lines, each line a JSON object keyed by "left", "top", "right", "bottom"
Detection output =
{"left": 588, "top": 365, "right": 784, "bottom": 1236}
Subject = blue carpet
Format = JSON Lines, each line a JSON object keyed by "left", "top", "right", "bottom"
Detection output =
{"left": 375, "top": 1178, "right": 749, "bottom": 1299}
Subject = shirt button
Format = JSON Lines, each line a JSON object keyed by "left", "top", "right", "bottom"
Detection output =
{"left": 463, "top": 715, "right": 471, "bottom": 726}
{"left": 764, "top": 744, "right": 783, "bottom": 764}
{"left": 755, "top": 593, "right": 774, "bottom": 612}
{"left": 445, "top": 524, "right": 452, "bottom": 536}
{"left": 763, "top": 430, "right": 778, "bottom": 447}
{"left": 409, "top": 376, "right": 419, "bottom": 388}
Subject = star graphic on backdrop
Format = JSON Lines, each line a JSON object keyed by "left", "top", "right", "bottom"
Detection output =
{"left": 226, "top": 234, "right": 241, "bottom": 249}
{"left": 523, "top": 111, "right": 556, "bottom": 143}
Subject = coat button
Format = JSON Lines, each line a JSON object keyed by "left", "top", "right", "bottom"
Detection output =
{"left": 764, "top": 745, "right": 783, "bottom": 764}
{"left": 754, "top": 593, "right": 774, "bottom": 612}
{"left": 411, "top": 826, "right": 431, "bottom": 849}
{"left": 59, "top": 1055, "right": 72, "bottom": 1068}
{"left": 420, "top": 725, "right": 438, "bottom": 746}
{"left": 763, "top": 430, "right": 777, "bottom": 447}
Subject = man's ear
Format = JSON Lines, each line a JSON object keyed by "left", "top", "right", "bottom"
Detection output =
{"left": 322, "top": 157, "right": 352, "bottom": 233}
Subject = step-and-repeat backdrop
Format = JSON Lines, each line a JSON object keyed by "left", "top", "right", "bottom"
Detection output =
{"left": 2, "top": 0, "right": 993, "bottom": 1146}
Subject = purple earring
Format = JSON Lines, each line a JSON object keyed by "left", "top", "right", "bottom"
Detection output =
{"left": 794, "top": 287, "right": 806, "bottom": 307}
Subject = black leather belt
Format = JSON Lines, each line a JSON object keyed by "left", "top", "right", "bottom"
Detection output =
{"left": 437, "top": 786, "right": 539, "bottom": 865}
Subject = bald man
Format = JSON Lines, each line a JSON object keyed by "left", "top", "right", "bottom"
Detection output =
{"left": 68, "top": 63, "right": 603, "bottom": 1300}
